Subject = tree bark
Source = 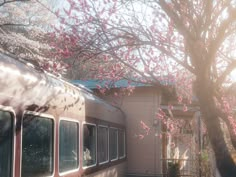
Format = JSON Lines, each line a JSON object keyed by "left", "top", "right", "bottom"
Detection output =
{"left": 196, "top": 79, "right": 236, "bottom": 177}
{"left": 219, "top": 111, "right": 236, "bottom": 149}
{"left": 203, "top": 114, "right": 236, "bottom": 177}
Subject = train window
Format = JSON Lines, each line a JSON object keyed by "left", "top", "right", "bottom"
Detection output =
{"left": 119, "top": 129, "right": 125, "bottom": 158}
{"left": 21, "top": 114, "right": 54, "bottom": 177}
{"left": 83, "top": 124, "right": 96, "bottom": 167}
{"left": 109, "top": 128, "right": 118, "bottom": 161}
{"left": 98, "top": 126, "right": 108, "bottom": 164}
{"left": 0, "top": 111, "right": 13, "bottom": 177}
{"left": 59, "top": 120, "right": 79, "bottom": 173}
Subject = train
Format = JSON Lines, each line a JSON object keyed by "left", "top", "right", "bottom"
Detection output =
{"left": 0, "top": 53, "right": 127, "bottom": 177}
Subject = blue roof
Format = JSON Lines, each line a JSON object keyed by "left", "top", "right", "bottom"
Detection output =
{"left": 71, "top": 79, "right": 151, "bottom": 89}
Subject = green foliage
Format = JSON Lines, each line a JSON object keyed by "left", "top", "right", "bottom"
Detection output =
{"left": 201, "top": 150, "right": 211, "bottom": 177}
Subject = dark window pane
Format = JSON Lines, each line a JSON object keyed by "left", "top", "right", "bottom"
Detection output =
{"left": 98, "top": 126, "right": 108, "bottom": 163}
{"left": 119, "top": 130, "right": 125, "bottom": 158}
{"left": 22, "top": 115, "right": 54, "bottom": 177}
{"left": 83, "top": 124, "right": 96, "bottom": 167}
{"left": 109, "top": 128, "right": 118, "bottom": 160}
{"left": 0, "top": 111, "right": 13, "bottom": 177}
{"left": 59, "top": 120, "right": 79, "bottom": 172}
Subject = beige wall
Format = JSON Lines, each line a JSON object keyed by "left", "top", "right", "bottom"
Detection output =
{"left": 118, "top": 87, "right": 162, "bottom": 176}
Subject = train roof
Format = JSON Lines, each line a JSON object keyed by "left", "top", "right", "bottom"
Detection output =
{"left": 0, "top": 53, "right": 125, "bottom": 120}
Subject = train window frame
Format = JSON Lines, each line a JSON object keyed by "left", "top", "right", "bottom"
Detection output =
{"left": 20, "top": 111, "right": 55, "bottom": 177}
{"left": 0, "top": 105, "right": 15, "bottom": 177}
{"left": 98, "top": 125, "right": 109, "bottom": 165}
{"left": 82, "top": 122, "right": 97, "bottom": 169}
{"left": 58, "top": 118, "right": 80, "bottom": 176}
{"left": 118, "top": 129, "right": 126, "bottom": 159}
{"left": 109, "top": 127, "right": 119, "bottom": 162}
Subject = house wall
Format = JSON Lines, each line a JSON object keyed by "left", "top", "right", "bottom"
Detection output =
{"left": 100, "top": 87, "right": 163, "bottom": 176}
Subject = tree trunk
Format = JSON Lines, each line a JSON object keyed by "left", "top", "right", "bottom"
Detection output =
{"left": 222, "top": 116, "right": 236, "bottom": 149}
{"left": 203, "top": 114, "right": 236, "bottom": 177}
{"left": 196, "top": 79, "right": 236, "bottom": 177}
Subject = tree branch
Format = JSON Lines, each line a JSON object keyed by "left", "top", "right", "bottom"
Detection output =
{"left": 151, "top": 43, "right": 196, "bottom": 74}
{"left": 215, "top": 60, "right": 236, "bottom": 86}
{"left": 208, "top": 7, "right": 236, "bottom": 64}
{"left": 0, "top": 0, "right": 30, "bottom": 7}
{"left": 158, "top": 0, "right": 195, "bottom": 42}
{"left": 0, "top": 23, "right": 31, "bottom": 27}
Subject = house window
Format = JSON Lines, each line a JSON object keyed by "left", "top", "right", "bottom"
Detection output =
{"left": 21, "top": 114, "right": 54, "bottom": 177}
{"left": 0, "top": 111, "right": 13, "bottom": 177}
{"left": 98, "top": 126, "right": 108, "bottom": 164}
{"left": 59, "top": 120, "right": 79, "bottom": 173}
{"left": 109, "top": 128, "right": 118, "bottom": 161}
{"left": 119, "top": 129, "right": 125, "bottom": 158}
{"left": 83, "top": 124, "right": 96, "bottom": 167}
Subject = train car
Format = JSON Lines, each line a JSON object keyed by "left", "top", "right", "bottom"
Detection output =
{"left": 0, "top": 53, "right": 127, "bottom": 177}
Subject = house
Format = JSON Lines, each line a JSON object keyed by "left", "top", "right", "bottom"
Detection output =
{"left": 72, "top": 79, "right": 202, "bottom": 177}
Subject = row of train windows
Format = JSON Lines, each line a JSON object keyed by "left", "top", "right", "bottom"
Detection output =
{"left": 0, "top": 110, "right": 125, "bottom": 177}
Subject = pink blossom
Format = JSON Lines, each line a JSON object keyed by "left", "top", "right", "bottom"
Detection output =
{"left": 183, "top": 104, "right": 188, "bottom": 112}
{"left": 138, "top": 134, "right": 144, "bottom": 140}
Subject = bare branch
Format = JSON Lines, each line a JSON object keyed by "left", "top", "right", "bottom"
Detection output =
{"left": 208, "top": 7, "right": 236, "bottom": 64}
{"left": 0, "top": 23, "right": 31, "bottom": 27}
{"left": 158, "top": 0, "right": 195, "bottom": 42}
{"left": 216, "top": 60, "right": 236, "bottom": 86}
{"left": 151, "top": 43, "right": 196, "bottom": 74}
{"left": 0, "top": 0, "right": 30, "bottom": 7}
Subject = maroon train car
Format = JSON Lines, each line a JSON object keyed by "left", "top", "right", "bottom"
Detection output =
{"left": 0, "top": 53, "right": 127, "bottom": 177}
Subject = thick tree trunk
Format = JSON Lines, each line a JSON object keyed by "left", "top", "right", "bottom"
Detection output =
{"left": 222, "top": 115, "right": 236, "bottom": 149}
{"left": 196, "top": 79, "right": 236, "bottom": 177}
{"left": 203, "top": 114, "right": 236, "bottom": 177}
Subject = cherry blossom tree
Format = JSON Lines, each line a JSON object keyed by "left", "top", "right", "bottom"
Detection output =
{"left": 0, "top": 0, "right": 66, "bottom": 72}
{"left": 54, "top": 0, "right": 236, "bottom": 176}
